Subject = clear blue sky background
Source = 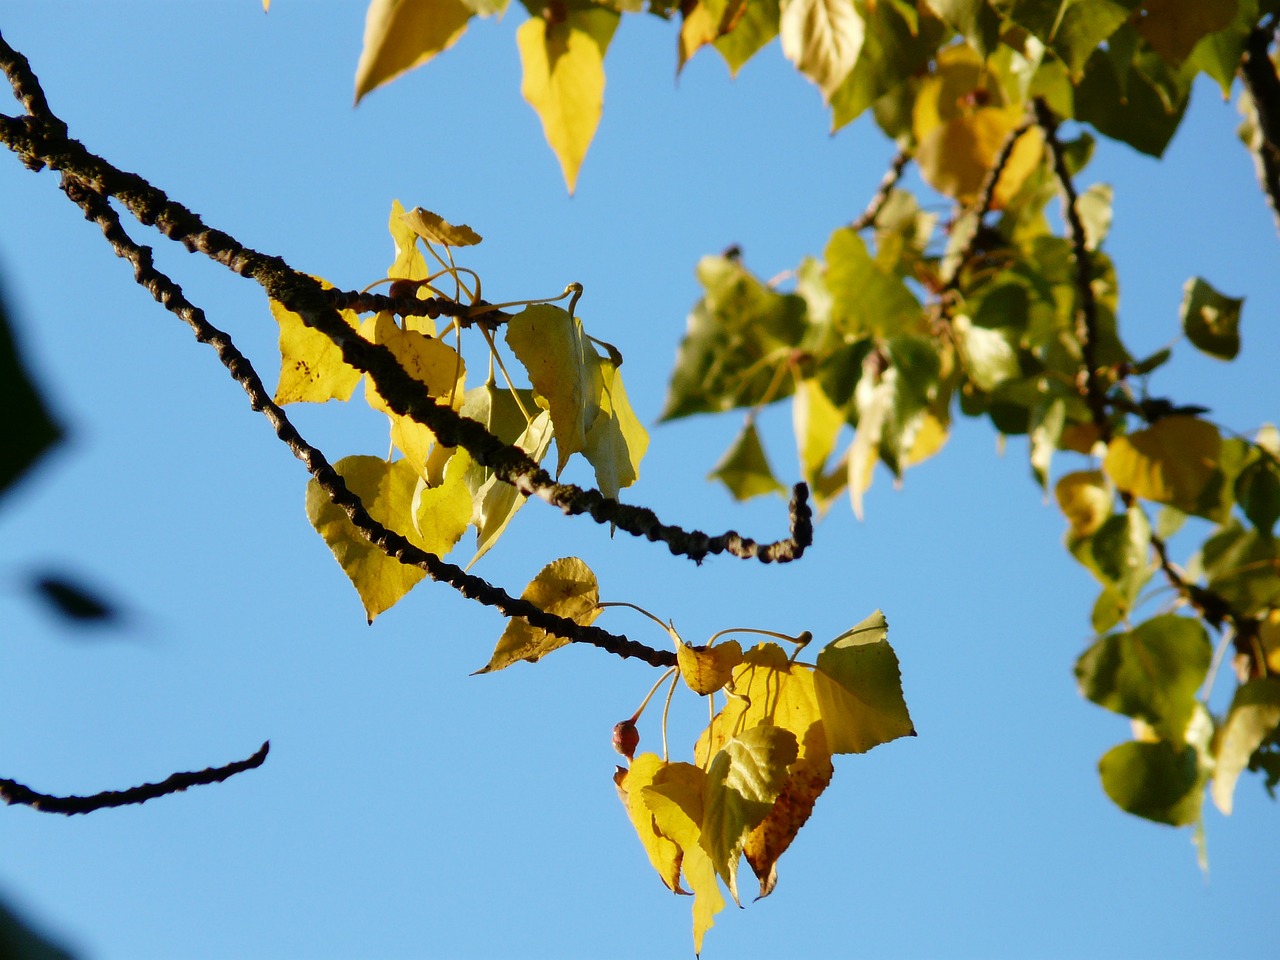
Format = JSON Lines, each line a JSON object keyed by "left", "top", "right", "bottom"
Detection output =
{"left": 2, "top": 3, "right": 1278, "bottom": 958}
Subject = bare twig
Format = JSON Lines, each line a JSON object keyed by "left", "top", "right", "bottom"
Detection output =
{"left": 0, "top": 742, "right": 269, "bottom": 816}
{"left": 1241, "top": 17, "right": 1280, "bottom": 240}
{"left": 850, "top": 149, "right": 910, "bottom": 232}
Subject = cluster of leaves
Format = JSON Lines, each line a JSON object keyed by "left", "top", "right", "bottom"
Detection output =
{"left": 475, "top": 556, "right": 914, "bottom": 954}
{"left": 268, "top": 203, "right": 648, "bottom": 621}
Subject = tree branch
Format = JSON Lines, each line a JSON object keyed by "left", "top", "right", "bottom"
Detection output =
{"left": 0, "top": 742, "right": 269, "bottom": 816}
{"left": 1240, "top": 17, "right": 1280, "bottom": 240}
{"left": 849, "top": 149, "right": 910, "bottom": 232}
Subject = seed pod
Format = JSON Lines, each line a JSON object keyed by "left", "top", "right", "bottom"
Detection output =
{"left": 612, "top": 720, "right": 640, "bottom": 760}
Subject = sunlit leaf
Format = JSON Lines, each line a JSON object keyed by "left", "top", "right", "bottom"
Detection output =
{"left": 709, "top": 421, "right": 788, "bottom": 501}
{"left": 1104, "top": 416, "right": 1221, "bottom": 509}
{"left": 793, "top": 377, "right": 844, "bottom": 503}
{"left": 812, "top": 610, "right": 915, "bottom": 754}
{"left": 677, "top": 640, "right": 744, "bottom": 696}
{"left": 399, "top": 206, "right": 483, "bottom": 248}
{"left": 1211, "top": 678, "right": 1280, "bottom": 815}
{"left": 469, "top": 409, "right": 555, "bottom": 566}
{"left": 915, "top": 107, "right": 1044, "bottom": 206}
{"left": 387, "top": 199, "right": 432, "bottom": 287}
{"left": 923, "top": 0, "right": 1001, "bottom": 57}
{"left": 714, "top": 0, "right": 780, "bottom": 76}
{"left": 830, "top": 0, "right": 946, "bottom": 130}
{"left": 305, "top": 456, "right": 431, "bottom": 622}
{"left": 474, "top": 556, "right": 600, "bottom": 672}
{"left": 1098, "top": 739, "right": 1204, "bottom": 826}
{"left": 1055, "top": 469, "right": 1112, "bottom": 538}
{"left": 410, "top": 447, "right": 472, "bottom": 556}
{"left": 583, "top": 358, "right": 648, "bottom": 500}
{"left": 780, "top": 0, "right": 864, "bottom": 102}
{"left": 354, "top": 0, "right": 474, "bottom": 103}
{"left": 1075, "top": 614, "right": 1211, "bottom": 742}
{"left": 825, "top": 227, "right": 920, "bottom": 338}
{"left": 271, "top": 278, "right": 363, "bottom": 405}
{"left": 615, "top": 754, "right": 686, "bottom": 893}
{"left": 1180, "top": 276, "right": 1242, "bottom": 360}
{"left": 679, "top": 0, "right": 746, "bottom": 70}
{"left": 952, "top": 314, "right": 1020, "bottom": 393}
{"left": 992, "top": 0, "right": 1135, "bottom": 78}
{"left": 1077, "top": 183, "right": 1114, "bottom": 250}
{"left": 517, "top": 6, "right": 620, "bottom": 192}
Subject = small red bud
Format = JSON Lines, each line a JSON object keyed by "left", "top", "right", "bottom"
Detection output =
{"left": 612, "top": 720, "right": 640, "bottom": 760}
{"left": 388, "top": 279, "right": 420, "bottom": 301}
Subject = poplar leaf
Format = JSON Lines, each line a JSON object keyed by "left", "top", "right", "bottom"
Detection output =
{"left": 792, "top": 377, "right": 844, "bottom": 503}
{"left": 362, "top": 312, "right": 466, "bottom": 417}
{"left": 709, "top": 421, "right": 787, "bottom": 501}
{"left": 813, "top": 610, "right": 915, "bottom": 754}
{"left": 677, "top": 640, "right": 744, "bottom": 696}
{"left": 779, "top": 0, "right": 864, "bottom": 102}
{"left": 1098, "top": 739, "right": 1204, "bottom": 827}
{"left": 1180, "top": 277, "right": 1242, "bottom": 360}
{"left": 1055, "top": 470, "right": 1112, "bottom": 538}
{"left": 679, "top": 0, "right": 746, "bottom": 71}
{"left": 353, "top": 0, "right": 474, "bottom": 103}
{"left": 702, "top": 724, "right": 799, "bottom": 902}
{"left": 474, "top": 556, "right": 600, "bottom": 672}
{"left": 1135, "top": 0, "right": 1237, "bottom": 67}
{"left": 469, "top": 409, "right": 555, "bottom": 567}
{"left": 1212, "top": 678, "right": 1280, "bottom": 815}
{"left": 410, "top": 448, "right": 472, "bottom": 556}
{"left": 517, "top": 6, "right": 620, "bottom": 192}
{"left": 1104, "top": 416, "right": 1221, "bottom": 509}
{"left": 387, "top": 199, "right": 432, "bottom": 287}
{"left": 583, "top": 359, "right": 648, "bottom": 500}
{"left": 399, "top": 206, "right": 483, "bottom": 248}
{"left": 825, "top": 227, "right": 919, "bottom": 338}
{"left": 952, "top": 314, "right": 1020, "bottom": 393}
{"left": 271, "top": 279, "right": 362, "bottom": 405}
{"left": 305, "top": 456, "right": 430, "bottom": 622}
{"left": 714, "top": 0, "right": 780, "bottom": 76}
{"left": 615, "top": 754, "right": 686, "bottom": 894}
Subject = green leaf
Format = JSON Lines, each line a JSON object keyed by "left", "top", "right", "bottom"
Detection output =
{"left": 1076, "top": 183, "right": 1114, "bottom": 250}
{"left": 924, "top": 0, "right": 1001, "bottom": 56}
{"left": 952, "top": 314, "right": 1020, "bottom": 393}
{"left": 1075, "top": 614, "right": 1212, "bottom": 742}
{"left": 779, "top": 0, "right": 865, "bottom": 102}
{"left": 1180, "top": 276, "right": 1242, "bottom": 360}
{"left": 1088, "top": 504, "right": 1151, "bottom": 589}
{"left": 829, "top": 0, "right": 946, "bottom": 129}
{"left": 709, "top": 421, "right": 788, "bottom": 501}
{"left": 702, "top": 724, "right": 799, "bottom": 902}
{"left": 1236, "top": 458, "right": 1280, "bottom": 535}
{"left": 353, "top": 0, "right": 474, "bottom": 103}
{"left": 1211, "top": 677, "right": 1280, "bottom": 815}
{"left": 1075, "top": 40, "right": 1191, "bottom": 157}
{"left": 714, "top": 0, "right": 780, "bottom": 75}
{"left": 1187, "top": 0, "right": 1257, "bottom": 96}
{"left": 0, "top": 282, "right": 62, "bottom": 496}
{"left": 812, "top": 610, "right": 915, "bottom": 753}
{"left": 306, "top": 456, "right": 432, "bottom": 623}
{"left": 1201, "top": 520, "right": 1280, "bottom": 616}
{"left": 825, "top": 227, "right": 921, "bottom": 338}
{"left": 474, "top": 556, "right": 601, "bottom": 672}
{"left": 517, "top": 4, "right": 620, "bottom": 192}
{"left": 991, "top": 0, "right": 1138, "bottom": 78}
{"left": 1134, "top": 0, "right": 1238, "bottom": 67}
{"left": 1098, "top": 739, "right": 1203, "bottom": 826}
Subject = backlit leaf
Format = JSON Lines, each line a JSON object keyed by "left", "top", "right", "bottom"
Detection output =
{"left": 353, "top": 0, "right": 473, "bottom": 103}
{"left": 923, "top": 0, "right": 1001, "bottom": 57}
{"left": 474, "top": 556, "right": 600, "bottom": 672}
{"left": 1180, "top": 276, "right": 1242, "bottom": 360}
{"left": 825, "top": 227, "right": 920, "bottom": 338}
{"left": 679, "top": 0, "right": 746, "bottom": 71}
{"left": 583, "top": 359, "right": 648, "bottom": 500}
{"left": 517, "top": 6, "right": 620, "bottom": 192}
{"left": 780, "top": 0, "right": 864, "bottom": 102}
{"left": 399, "top": 206, "right": 483, "bottom": 248}
{"left": 1055, "top": 469, "right": 1112, "bottom": 538}
{"left": 469, "top": 409, "right": 555, "bottom": 566}
{"left": 830, "top": 0, "right": 946, "bottom": 130}
{"left": 1104, "top": 416, "right": 1221, "bottom": 509}
{"left": 615, "top": 754, "right": 685, "bottom": 893}
{"left": 1211, "top": 678, "right": 1280, "bottom": 815}
{"left": 709, "top": 421, "right": 788, "bottom": 501}
{"left": 410, "top": 447, "right": 472, "bottom": 556}
{"left": 387, "top": 199, "right": 432, "bottom": 287}
{"left": 813, "top": 610, "right": 915, "bottom": 754}
{"left": 1135, "top": 0, "right": 1237, "bottom": 67}
{"left": 305, "top": 456, "right": 430, "bottom": 622}
{"left": 1098, "top": 739, "right": 1204, "bottom": 826}
{"left": 992, "top": 0, "right": 1136, "bottom": 78}
{"left": 952, "top": 314, "right": 1020, "bottom": 393}
{"left": 714, "top": 0, "right": 780, "bottom": 75}
{"left": 1075, "top": 614, "right": 1211, "bottom": 742}
{"left": 677, "top": 640, "right": 744, "bottom": 696}
{"left": 793, "top": 377, "right": 844, "bottom": 504}
{"left": 271, "top": 279, "right": 362, "bottom": 405}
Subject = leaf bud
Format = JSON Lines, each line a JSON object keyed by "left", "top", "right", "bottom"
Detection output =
{"left": 612, "top": 719, "right": 640, "bottom": 760}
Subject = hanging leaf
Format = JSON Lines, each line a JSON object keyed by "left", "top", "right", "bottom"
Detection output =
{"left": 614, "top": 754, "right": 686, "bottom": 893}
{"left": 824, "top": 227, "right": 920, "bottom": 339}
{"left": 992, "top": 0, "right": 1134, "bottom": 78}
{"left": 1180, "top": 276, "right": 1242, "bottom": 361}
{"left": 714, "top": 0, "right": 780, "bottom": 76}
{"left": 469, "top": 409, "right": 555, "bottom": 566}
{"left": 812, "top": 610, "right": 915, "bottom": 754}
{"left": 517, "top": 5, "right": 620, "bottom": 192}
{"left": 1134, "top": 0, "right": 1238, "bottom": 67}
{"left": 271, "top": 278, "right": 363, "bottom": 405}
{"left": 353, "top": 0, "right": 474, "bottom": 103}
{"left": 792, "top": 377, "right": 844, "bottom": 505}
{"left": 708, "top": 421, "right": 788, "bottom": 501}
{"left": 1098, "top": 739, "right": 1204, "bottom": 827}
{"left": 679, "top": 0, "right": 747, "bottom": 71}
{"left": 474, "top": 556, "right": 600, "bottom": 672}
{"left": 582, "top": 358, "right": 648, "bottom": 500}
{"left": 676, "top": 640, "right": 744, "bottom": 696}
{"left": 399, "top": 206, "right": 483, "bottom": 248}
{"left": 1055, "top": 470, "right": 1112, "bottom": 539}
{"left": 952, "top": 314, "right": 1021, "bottom": 393}
{"left": 387, "top": 199, "right": 433, "bottom": 288}
{"left": 410, "top": 447, "right": 473, "bottom": 555}
{"left": 1104, "top": 416, "right": 1222, "bottom": 510}
{"left": 1211, "top": 678, "right": 1280, "bottom": 815}
{"left": 779, "top": 0, "right": 864, "bottom": 102}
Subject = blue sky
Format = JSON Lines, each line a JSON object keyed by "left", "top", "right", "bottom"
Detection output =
{"left": 2, "top": 3, "right": 1278, "bottom": 958}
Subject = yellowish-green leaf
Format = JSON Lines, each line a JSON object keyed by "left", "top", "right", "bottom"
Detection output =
{"left": 714, "top": 0, "right": 780, "bottom": 76}
{"left": 1104, "top": 416, "right": 1222, "bottom": 510}
{"left": 847, "top": 367, "right": 892, "bottom": 519}
{"left": 1055, "top": 469, "right": 1112, "bottom": 538}
{"left": 399, "top": 206, "right": 483, "bottom": 248}
{"left": 305, "top": 456, "right": 430, "bottom": 623}
{"left": 410, "top": 447, "right": 473, "bottom": 557}
{"left": 1212, "top": 677, "right": 1280, "bottom": 815}
{"left": 813, "top": 610, "right": 915, "bottom": 754}
{"left": 677, "top": 640, "right": 744, "bottom": 696}
{"left": 353, "top": 0, "right": 473, "bottom": 104}
{"left": 1180, "top": 276, "right": 1242, "bottom": 361}
{"left": 469, "top": 409, "right": 555, "bottom": 567}
{"left": 779, "top": 0, "right": 864, "bottom": 102}
{"left": 793, "top": 377, "right": 844, "bottom": 496}
{"left": 709, "top": 420, "right": 787, "bottom": 501}
{"left": 1136, "top": 0, "right": 1238, "bottom": 67}
{"left": 583, "top": 359, "right": 648, "bottom": 500}
{"left": 505, "top": 304, "right": 597, "bottom": 474}
{"left": 702, "top": 724, "right": 798, "bottom": 902}
{"left": 474, "top": 556, "right": 600, "bottom": 673}
{"left": 1098, "top": 739, "right": 1204, "bottom": 827}
{"left": 517, "top": 6, "right": 620, "bottom": 192}
{"left": 271, "top": 279, "right": 362, "bottom": 405}
{"left": 679, "top": 0, "right": 744, "bottom": 71}
{"left": 952, "top": 314, "right": 1020, "bottom": 393}
{"left": 642, "top": 763, "right": 724, "bottom": 956}
{"left": 615, "top": 754, "right": 686, "bottom": 894}
{"left": 387, "top": 199, "right": 432, "bottom": 287}
{"left": 1077, "top": 183, "right": 1114, "bottom": 251}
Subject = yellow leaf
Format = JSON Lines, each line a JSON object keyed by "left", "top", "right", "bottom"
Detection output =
{"left": 812, "top": 610, "right": 915, "bottom": 754}
{"left": 474, "top": 557, "right": 600, "bottom": 672}
{"left": 583, "top": 359, "right": 648, "bottom": 500}
{"left": 387, "top": 200, "right": 432, "bottom": 290}
{"left": 469, "top": 409, "right": 555, "bottom": 567}
{"left": 792, "top": 378, "right": 844, "bottom": 494}
{"left": 516, "top": 6, "right": 619, "bottom": 192}
{"left": 271, "top": 278, "right": 362, "bottom": 405}
{"left": 642, "top": 763, "right": 725, "bottom": 956}
{"left": 742, "top": 748, "right": 833, "bottom": 899}
{"left": 779, "top": 0, "right": 864, "bottom": 102}
{"left": 305, "top": 456, "right": 431, "bottom": 623}
{"left": 677, "top": 640, "right": 744, "bottom": 696}
{"left": 916, "top": 107, "right": 1043, "bottom": 205}
{"left": 904, "top": 408, "right": 949, "bottom": 467}
{"left": 362, "top": 311, "right": 466, "bottom": 417}
{"left": 614, "top": 754, "right": 686, "bottom": 894}
{"left": 410, "top": 448, "right": 472, "bottom": 557}
{"left": 1055, "top": 469, "right": 1112, "bottom": 538}
{"left": 399, "top": 206, "right": 483, "bottom": 248}
{"left": 353, "top": 0, "right": 473, "bottom": 104}
{"left": 679, "top": 0, "right": 746, "bottom": 71}
{"left": 1103, "top": 416, "right": 1221, "bottom": 510}
{"left": 505, "top": 304, "right": 597, "bottom": 474}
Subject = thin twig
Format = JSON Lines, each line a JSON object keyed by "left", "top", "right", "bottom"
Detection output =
{"left": 0, "top": 742, "right": 270, "bottom": 816}
{"left": 1241, "top": 17, "right": 1280, "bottom": 240}
{"left": 849, "top": 149, "right": 910, "bottom": 232}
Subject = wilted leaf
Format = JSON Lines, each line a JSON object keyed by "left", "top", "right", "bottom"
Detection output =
{"left": 780, "top": 0, "right": 864, "bottom": 102}
{"left": 474, "top": 556, "right": 600, "bottom": 672}
{"left": 677, "top": 640, "right": 744, "bottom": 696}
{"left": 1104, "top": 416, "right": 1221, "bottom": 509}
{"left": 1098, "top": 739, "right": 1204, "bottom": 826}
{"left": 1075, "top": 614, "right": 1211, "bottom": 742}
{"left": 812, "top": 610, "right": 915, "bottom": 754}
{"left": 1180, "top": 276, "right": 1242, "bottom": 360}
{"left": 399, "top": 206, "right": 483, "bottom": 248}
{"left": 517, "top": 6, "right": 620, "bottom": 192}
{"left": 271, "top": 279, "right": 362, "bottom": 404}
{"left": 306, "top": 456, "right": 432, "bottom": 622}
{"left": 1212, "top": 678, "right": 1280, "bottom": 815}
{"left": 615, "top": 754, "right": 685, "bottom": 893}
{"left": 709, "top": 421, "right": 788, "bottom": 501}
{"left": 353, "top": 0, "right": 474, "bottom": 103}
